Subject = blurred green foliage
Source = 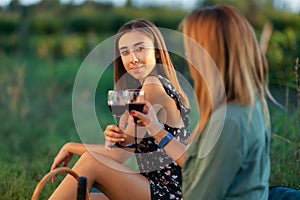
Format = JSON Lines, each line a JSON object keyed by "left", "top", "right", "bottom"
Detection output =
{"left": 0, "top": 0, "right": 299, "bottom": 85}
{"left": 0, "top": 1, "right": 188, "bottom": 58}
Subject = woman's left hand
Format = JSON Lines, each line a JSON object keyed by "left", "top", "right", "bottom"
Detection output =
{"left": 103, "top": 125, "right": 127, "bottom": 150}
{"left": 50, "top": 143, "right": 74, "bottom": 182}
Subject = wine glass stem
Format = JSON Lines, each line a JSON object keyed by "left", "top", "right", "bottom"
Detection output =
{"left": 134, "top": 124, "right": 138, "bottom": 145}
{"left": 115, "top": 116, "right": 120, "bottom": 126}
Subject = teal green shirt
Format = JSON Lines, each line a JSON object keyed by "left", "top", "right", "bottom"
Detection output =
{"left": 183, "top": 101, "right": 270, "bottom": 200}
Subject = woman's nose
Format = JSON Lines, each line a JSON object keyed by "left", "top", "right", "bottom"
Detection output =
{"left": 130, "top": 51, "right": 139, "bottom": 63}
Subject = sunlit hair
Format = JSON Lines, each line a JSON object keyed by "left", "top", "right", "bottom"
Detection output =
{"left": 181, "top": 4, "right": 273, "bottom": 135}
{"left": 114, "top": 18, "right": 189, "bottom": 107}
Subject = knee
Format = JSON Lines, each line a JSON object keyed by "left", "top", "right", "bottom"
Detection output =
{"left": 76, "top": 151, "right": 119, "bottom": 172}
{"left": 78, "top": 151, "right": 109, "bottom": 168}
{"left": 76, "top": 151, "right": 99, "bottom": 170}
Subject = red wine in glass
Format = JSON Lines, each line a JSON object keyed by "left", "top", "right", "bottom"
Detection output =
{"left": 126, "top": 89, "right": 145, "bottom": 148}
{"left": 128, "top": 103, "right": 145, "bottom": 124}
{"left": 108, "top": 104, "right": 126, "bottom": 124}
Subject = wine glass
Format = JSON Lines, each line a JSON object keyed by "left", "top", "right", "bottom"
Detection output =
{"left": 107, "top": 90, "right": 127, "bottom": 125}
{"left": 107, "top": 90, "right": 128, "bottom": 148}
{"left": 126, "top": 89, "right": 146, "bottom": 148}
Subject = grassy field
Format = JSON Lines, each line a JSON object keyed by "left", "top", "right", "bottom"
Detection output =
{"left": 0, "top": 54, "right": 299, "bottom": 199}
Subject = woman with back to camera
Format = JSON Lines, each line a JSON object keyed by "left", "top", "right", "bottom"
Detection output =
{"left": 49, "top": 18, "right": 190, "bottom": 200}
{"left": 132, "top": 4, "right": 276, "bottom": 199}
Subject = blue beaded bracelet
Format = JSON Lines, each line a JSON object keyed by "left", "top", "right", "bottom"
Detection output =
{"left": 158, "top": 133, "right": 174, "bottom": 148}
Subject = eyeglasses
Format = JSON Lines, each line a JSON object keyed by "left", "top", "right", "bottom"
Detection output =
{"left": 119, "top": 45, "right": 154, "bottom": 56}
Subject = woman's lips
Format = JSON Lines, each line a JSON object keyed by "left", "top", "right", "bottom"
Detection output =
{"left": 131, "top": 65, "right": 143, "bottom": 73}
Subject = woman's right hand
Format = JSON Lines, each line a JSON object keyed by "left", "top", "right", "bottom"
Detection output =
{"left": 50, "top": 143, "right": 73, "bottom": 182}
{"left": 104, "top": 125, "right": 127, "bottom": 150}
{"left": 130, "top": 101, "right": 164, "bottom": 137}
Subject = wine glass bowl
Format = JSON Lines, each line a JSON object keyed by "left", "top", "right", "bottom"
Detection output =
{"left": 107, "top": 90, "right": 128, "bottom": 124}
{"left": 126, "top": 89, "right": 146, "bottom": 148}
{"left": 127, "top": 89, "right": 145, "bottom": 124}
{"left": 107, "top": 90, "right": 129, "bottom": 149}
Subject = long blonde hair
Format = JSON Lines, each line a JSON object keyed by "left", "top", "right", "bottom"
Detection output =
{"left": 114, "top": 18, "right": 189, "bottom": 107}
{"left": 181, "top": 4, "right": 272, "bottom": 135}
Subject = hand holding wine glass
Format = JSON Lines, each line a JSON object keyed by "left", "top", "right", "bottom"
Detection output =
{"left": 107, "top": 89, "right": 146, "bottom": 149}
{"left": 129, "top": 101, "right": 164, "bottom": 137}
{"left": 107, "top": 90, "right": 128, "bottom": 149}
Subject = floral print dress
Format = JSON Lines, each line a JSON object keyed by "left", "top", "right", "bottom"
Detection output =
{"left": 135, "top": 75, "right": 190, "bottom": 200}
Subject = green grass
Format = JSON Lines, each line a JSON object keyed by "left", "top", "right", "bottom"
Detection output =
{"left": 0, "top": 54, "right": 299, "bottom": 199}
{"left": 269, "top": 103, "right": 300, "bottom": 188}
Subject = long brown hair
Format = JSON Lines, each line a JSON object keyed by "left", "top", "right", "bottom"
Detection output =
{"left": 114, "top": 18, "right": 189, "bottom": 107}
{"left": 181, "top": 4, "right": 272, "bottom": 135}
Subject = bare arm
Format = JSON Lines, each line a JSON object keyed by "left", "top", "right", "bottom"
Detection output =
{"left": 50, "top": 129, "right": 133, "bottom": 179}
{"left": 131, "top": 101, "right": 187, "bottom": 167}
{"left": 152, "top": 129, "right": 186, "bottom": 167}
{"left": 62, "top": 142, "right": 132, "bottom": 161}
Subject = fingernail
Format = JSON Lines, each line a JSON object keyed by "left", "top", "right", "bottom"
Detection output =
{"left": 130, "top": 110, "right": 135, "bottom": 115}
{"left": 121, "top": 138, "right": 125, "bottom": 141}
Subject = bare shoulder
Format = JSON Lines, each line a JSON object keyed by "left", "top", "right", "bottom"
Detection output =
{"left": 143, "top": 76, "right": 162, "bottom": 86}
{"left": 142, "top": 76, "right": 167, "bottom": 103}
{"left": 143, "top": 76, "right": 164, "bottom": 90}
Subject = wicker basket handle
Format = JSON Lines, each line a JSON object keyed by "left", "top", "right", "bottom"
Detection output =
{"left": 31, "top": 167, "right": 89, "bottom": 200}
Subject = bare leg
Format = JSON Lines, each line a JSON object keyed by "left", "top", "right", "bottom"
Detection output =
{"left": 49, "top": 151, "right": 151, "bottom": 200}
{"left": 89, "top": 193, "right": 110, "bottom": 200}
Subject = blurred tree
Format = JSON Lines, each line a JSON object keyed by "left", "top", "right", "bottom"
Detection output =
{"left": 196, "top": 0, "right": 275, "bottom": 27}
{"left": 8, "top": 0, "right": 20, "bottom": 11}
{"left": 38, "top": 0, "right": 61, "bottom": 8}
{"left": 18, "top": 5, "right": 28, "bottom": 54}
{"left": 125, "top": 0, "right": 133, "bottom": 7}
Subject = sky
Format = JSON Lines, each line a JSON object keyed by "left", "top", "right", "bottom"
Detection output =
{"left": 0, "top": 0, "right": 299, "bottom": 12}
